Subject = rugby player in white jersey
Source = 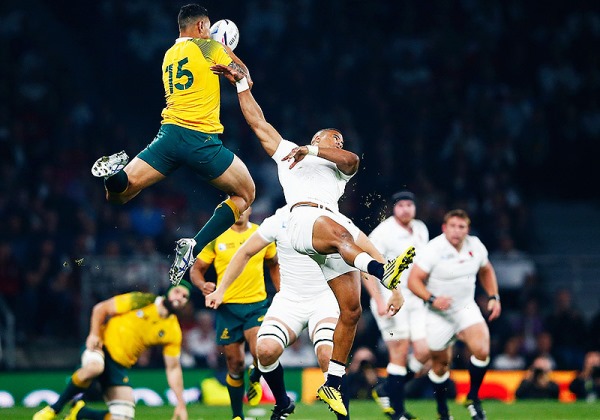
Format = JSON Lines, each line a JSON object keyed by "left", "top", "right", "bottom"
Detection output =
{"left": 206, "top": 205, "right": 399, "bottom": 419}
{"left": 407, "top": 209, "right": 502, "bottom": 420}
{"left": 209, "top": 64, "right": 415, "bottom": 416}
{"left": 366, "top": 190, "right": 430, "bottom": 420}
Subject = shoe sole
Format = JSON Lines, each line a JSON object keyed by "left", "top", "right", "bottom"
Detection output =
{"left": 91, "top": 153, "right": 129, "bottom": 178}
{"left": 169, "top": 240, "right": 196, "bottom": 285}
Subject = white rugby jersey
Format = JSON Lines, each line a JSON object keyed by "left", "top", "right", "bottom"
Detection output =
{"left": 257, "top": 206, "right": 330, "bottom": 299}
{"left": 369, "top": 217, "right": 429, "bottom": 299}
{"left": 415, "top": 233, "right": 489, "bottom": 310}
{"left": 272, "top": 139, "right": 353, "bottom": 210}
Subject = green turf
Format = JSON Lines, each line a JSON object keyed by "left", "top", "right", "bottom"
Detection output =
{"left": 10, "top": 399, "right": 600, "bottom": 419}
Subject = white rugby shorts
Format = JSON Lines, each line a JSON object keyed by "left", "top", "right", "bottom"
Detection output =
{"left": 287, "top": 206, "right": 360, "bottom": 281}
{"left": 425, "top": 300, "right": 486, "bottom": 351}
{"left": 263, "top": 290, "right": 340, "bottom": 342}
{"left": 370, "top": 292, "right": 427, "bottom": 342}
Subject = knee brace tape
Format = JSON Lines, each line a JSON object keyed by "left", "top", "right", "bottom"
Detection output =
{"left": 257, "top": 320, "right": 289, "bottom": 349}
{"left": 312, "top": 322, "right": 336, "bottom": 351}
{"left": 81, "top": 349, "right": 105, "bottom": 368}
{"left": 108, "top": 400, "right": 135, "bottom": 419}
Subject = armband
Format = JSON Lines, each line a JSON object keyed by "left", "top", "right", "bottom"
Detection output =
{"left": 488, "top": 294, "right": 500, "bottom": 302}
{"left": 426, "top": 295, "right": 436, "bottom": 305}
{"left": 236, "top": 77, "right": 250, "bottom": 93}
{"left": 306, "top": 145, "right": 319, "bottom": 156}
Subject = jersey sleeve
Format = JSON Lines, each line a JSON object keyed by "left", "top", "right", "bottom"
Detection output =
{"left": 272, "top": 139, "right": 296, "bottom": 162}
{"left": 162, "top": 319, "right": 183, "bottom": 358}
{"left": 473, "top": 236, "right": 489, "bottom": 267}
{"left": 368, "top": 222, "right": 388, "bottom": 254}
{"left": 413, "top": 242, "right": 438, "bottom": 274}
{"left": 209, "top": 39, "right": 233, "bottom": 66}
{"left": 197, "top": 239, "right": 217, "bottom": 263}
{"left": 257, "top": 214, "right": 279, "bottom": 243}
{"left": 113, "top": 292, "right": 156, "bottom": 314}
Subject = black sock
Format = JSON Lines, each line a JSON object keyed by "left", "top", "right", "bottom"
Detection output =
{"left": 326, "top": 373, "right": 343, "bottom": 389}
{"left": 249, "top": 365, "right": 262, "bottom": 383}
{"left": 262, "top": 363, "right": 289, "bottom": 407}
{"left": 104, "top": 170, "right": 128, "bottom": 193}
{"left": 467, "top": 360, "right": 488, "bottom": 401}
{"left": 431, "top": 378, "right": 450, "bottom": 416}
{"left": 386, "top": 373, "right": 406, "bottom": 414}
{"left": 50, "top": 380, "right": 87, "bottom": 414}
{"left": 367, "top": 260, "right": 384, "bottom": 279}
{"left": 77, "top": 406, "right": 109, "bottom": 420}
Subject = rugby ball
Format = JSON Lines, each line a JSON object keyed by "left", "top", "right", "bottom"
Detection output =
{"left": 210, "top": 19, "right": 239, "bottom": 51}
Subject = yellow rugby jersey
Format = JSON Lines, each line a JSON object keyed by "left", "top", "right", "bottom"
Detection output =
{"left": 102, "top": 292, "right": 182, "bottom": 368}
{"left": 161, "top": 37, "right": 232, "bottom": 133}
{"left": 198, "top": 223, "right": 277, "bottom": 304}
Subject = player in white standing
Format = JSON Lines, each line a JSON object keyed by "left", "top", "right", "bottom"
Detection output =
{"left": 206, "top": 205, "right": 400, "bottom": 419}
{"left": 209, "top": 64, "right": 415, "bottom": 417}
{"left": 367, "top": 190, "right": 430, "bottom": 420}
{"left": 407, "top": 209, "right": 501, "bottom": 420}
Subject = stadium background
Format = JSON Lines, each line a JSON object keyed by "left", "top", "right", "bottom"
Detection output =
{"left": 1, "top": 0, "right": 599, "bottom": 416}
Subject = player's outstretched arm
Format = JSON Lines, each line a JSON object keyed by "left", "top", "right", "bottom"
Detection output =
{"left": 164, "top": 355, "right": 187, "bottom": 420}
{"left": 205, "top": 232, "right": 272, "bottom": 309}
{"left": 86, "top": 297, "right": 117, "bottom": 350}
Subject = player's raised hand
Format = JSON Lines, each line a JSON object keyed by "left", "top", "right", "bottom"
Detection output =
{"left": 205, "top": 288, "right": 224, "bottom": 309}
{"left": 210, "top": 63, "right": 250, "bottom": 87}
{"left": 281, "top": 146, "right": 310, "bottom": 169}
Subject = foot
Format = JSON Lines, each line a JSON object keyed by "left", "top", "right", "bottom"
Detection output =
{"left": 169, "top": 238, "right": 197, "bottom": 285}
{"left": 91, "top": 151, "right": 129, "bottom": 178}
{"left": 464, "top": 398, "right": 486, "bottom": 420}
{"left": 64, "top": 400, "right": 86, "bottom": 420}
{"left": 247, "top": 365, "right": 263, "bottom": 406}
{"left": 317, "top": 384, "right": 347, "bottom": 416}
{"left": 380, "top": 246, "right": 416, "bottom": 289}
{"left": 270, "top": 398, "right": 295, "bottom": 419}
{"left": 437, "top": 415, "right": 454, "bottom": 420}
{"left": 33, "top": 406, "right": 57, "bottom": 420}
{"left": 371, "top": 383, "right": 395, "bottom": 417}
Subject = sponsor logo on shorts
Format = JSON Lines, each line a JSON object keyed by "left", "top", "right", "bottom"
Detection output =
{"left": 257, "top": 316, "right": 265, "bottom": 322}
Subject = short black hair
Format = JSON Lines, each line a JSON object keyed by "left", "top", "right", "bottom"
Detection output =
{"left": 178, "top": 4, "right": 208, "bottom": 30}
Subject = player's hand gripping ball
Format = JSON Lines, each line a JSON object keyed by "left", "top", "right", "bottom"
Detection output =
{"left": 210, "top": 19, "right": 239, "bottom": 51}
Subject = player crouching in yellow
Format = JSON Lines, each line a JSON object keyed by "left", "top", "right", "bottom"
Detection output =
{"left": 33, "top": 281, "right": 192, "bottom": 420}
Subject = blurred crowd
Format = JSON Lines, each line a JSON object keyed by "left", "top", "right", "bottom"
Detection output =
{"left": 1, "top": 0, "right": 599, "bottom": 373}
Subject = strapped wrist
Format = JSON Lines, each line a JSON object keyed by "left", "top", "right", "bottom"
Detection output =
{"left": 488, "top": 294, "right": 500, "bottom": 302}
{"left": 236, "top": 77, "right": 250, "bottom": 93}
{"left": 426, "top": 295, "right": 436, "bottom": 305}
{"left": 306, "top": 145, "right": 319, "bottom": 156}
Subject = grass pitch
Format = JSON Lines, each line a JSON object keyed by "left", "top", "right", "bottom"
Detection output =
{"left": 8, "top": 399, "right": 599, "bottom": 419}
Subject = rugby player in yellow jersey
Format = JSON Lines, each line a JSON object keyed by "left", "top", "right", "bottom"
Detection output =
{"left": 190, "top": 207, "right": 280, "bottom": 420}
{"left": 33, "top": 281, "right": 192, "bottom": 420}
{"left": 91, "top": 4, "right": 255, "bottom": 287}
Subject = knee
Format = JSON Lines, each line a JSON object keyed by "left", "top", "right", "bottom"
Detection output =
{"left": 340, "top": 304, "right": 362, "bottom": 325}
{"left": 471, "top": 347, "right": 490, "bottom": 361}
{"left": 257, "top": 340, "right": 282, "bottom": 367}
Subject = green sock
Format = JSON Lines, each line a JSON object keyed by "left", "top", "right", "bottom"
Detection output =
{"left": 227, "top": 373, "right": 245, "bottom": 419}
{"left": 192, "top": 200, "right": 237, "bottom": 255}
{"left": 77, "top": 406, "right": 109, "bottom": 419}
{"left": 50, "top": 380, "right": 87, "bottom": 414}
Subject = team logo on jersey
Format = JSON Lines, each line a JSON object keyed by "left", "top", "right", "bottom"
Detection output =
{"left": 158, "top": 330, "right": 165, "bottom": 338}
{"left": 136, "top": 310, "right": 144, "bottom": 318}
{"left": 218, "top": 243, "right": 227, "bottom": 251}
{"left": 220, "top": 328, "right": 230, "bottom": 340}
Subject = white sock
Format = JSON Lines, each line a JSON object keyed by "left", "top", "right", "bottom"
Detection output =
{"left": 327, "top": 360, "right": 346, "bottom": 378}
{"left": 387, "top": 363, "right": 407, "bottom": 376}
{"left": 353, "top": 252, "right": 374, "bottom": 272}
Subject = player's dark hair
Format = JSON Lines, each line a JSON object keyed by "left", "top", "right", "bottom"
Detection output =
{"left": 444, "top": 209, "right": 471, "bottom": 225}
{"left": 178, "top": 4, "right": 209, "bottom": 30}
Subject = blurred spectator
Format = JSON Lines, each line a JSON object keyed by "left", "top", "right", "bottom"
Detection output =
{"left": 182, "top": 310, "right": 218, "bottom": 369}
{"left": 528, "top": 332, "right": 557, "bottom": 370}
{"left": 545, "top": 288, "right": 587, "bottom": 369}
{"left": 347, "top": 347, "right": 381, "bottom": 400}
{"left": 515, "top": 356, "right": 560, "bottom": 400}
{"left": 569, "top": 351, "right": 600, "bottom": 402}
{"left": 0, "top": 242, "right": 22, "bottom": 312}
{"left": 514, "top": 297, "right": 546, "bottom": 359}
{"left": 493, "top": 336, "right": 527, "bottom": 370}
{"left": 589, "top": 305, "right": 600, "bottom": 352}
{"left": 489, "top": 235, "right": 538, "bottom": 310}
